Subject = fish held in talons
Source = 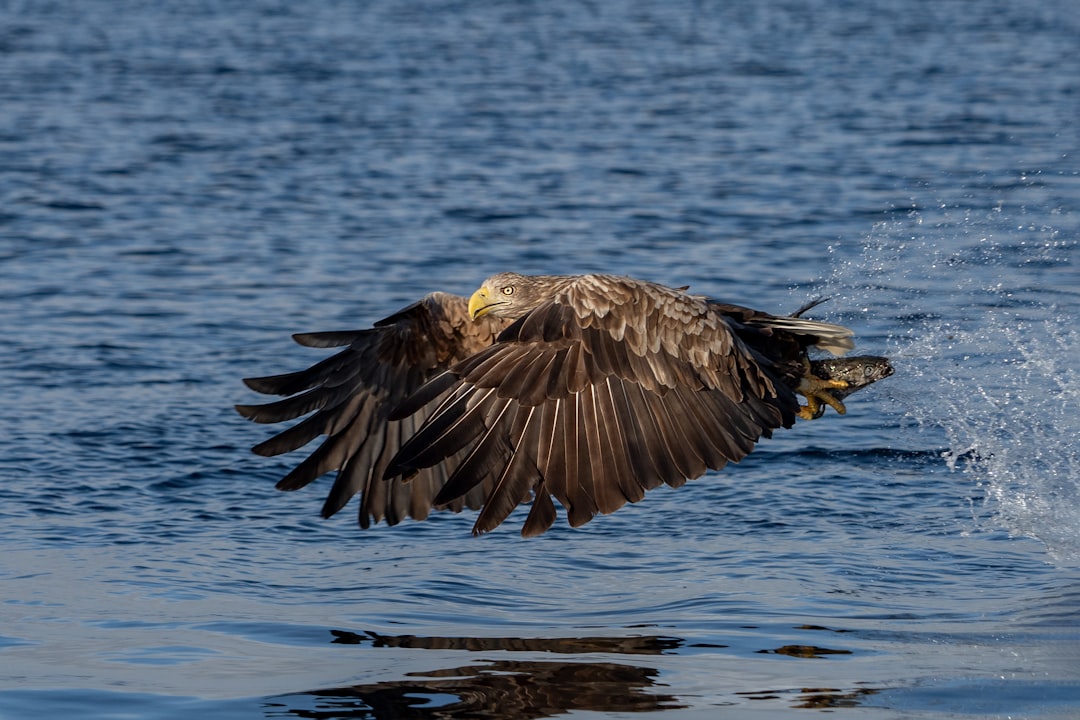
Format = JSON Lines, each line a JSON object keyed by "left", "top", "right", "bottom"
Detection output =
{"left": 798, "top": 355, "right": 895, "bottom": 420}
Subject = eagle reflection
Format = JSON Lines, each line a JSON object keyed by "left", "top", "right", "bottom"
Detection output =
{"left": 271, "top": 659, "right": 682, "bottom": 719}
{"left": 268, "top": 632, "right": 685, "bottom": 719}
{"left": 329, "top": 629, "right": 685, "bottom": 655}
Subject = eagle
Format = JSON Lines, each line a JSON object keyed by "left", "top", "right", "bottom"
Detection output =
{"left": 236, "top": 272, "right": 870, "bottom": 537}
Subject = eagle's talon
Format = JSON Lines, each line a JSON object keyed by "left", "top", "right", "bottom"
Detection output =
{"left": 797, "top": 359, "right": 849, "bottom": 419}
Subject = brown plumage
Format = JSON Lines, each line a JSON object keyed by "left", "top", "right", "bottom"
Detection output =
{"left": 237, "top": 273, "right": 858, "bottom": 536}
{"left": 235, "top": 292, "right": 511, "bottom": 529}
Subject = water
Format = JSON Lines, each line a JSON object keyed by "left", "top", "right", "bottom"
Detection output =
{"left": 1, "top": 0, "right": 1078, "bottom": 718}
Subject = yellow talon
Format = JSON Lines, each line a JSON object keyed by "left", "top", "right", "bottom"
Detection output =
{"left": 796, "top": 358, "right": 849, "bottom": 420}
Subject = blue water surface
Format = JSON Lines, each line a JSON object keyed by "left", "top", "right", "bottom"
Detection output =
{"left": 2, "top": 1, "right": 1079, "bottom": 718}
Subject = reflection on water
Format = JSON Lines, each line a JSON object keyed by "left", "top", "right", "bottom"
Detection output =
{"left": 329, "top": 630, "right": 686, "bottom": 655}
{"left": 270, "top": 659, "right": 684, "bottom": 719}
{"left": 270, "top": 630, "right": 881, "bottom": 718}
{"left": 738, "top": 687, "right": 880, "bottom": 710}
{"left": 758, "top": 644, "right": 853, "bottom": 659}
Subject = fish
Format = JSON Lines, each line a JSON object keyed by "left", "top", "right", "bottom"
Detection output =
{"left": 807, "top": 355, "right": 895, "bottom": 418}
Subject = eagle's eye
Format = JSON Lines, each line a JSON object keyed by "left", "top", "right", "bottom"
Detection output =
{"left": 501, "top": 286, "right": 515, "bottom": 296}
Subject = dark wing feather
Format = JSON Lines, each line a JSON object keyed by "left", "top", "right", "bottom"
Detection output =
{"left": 385, "top": 275, "right": 805, "bottom": 536}
{"left": 471, "top": 405, "right": 545, "bottom": 535}
{"left": 236, "top": 292, "right": 511, "bottom": 528}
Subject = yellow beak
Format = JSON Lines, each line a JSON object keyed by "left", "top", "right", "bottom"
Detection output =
{"left": 468, "top": 287, "right": 492, "bottom": 319}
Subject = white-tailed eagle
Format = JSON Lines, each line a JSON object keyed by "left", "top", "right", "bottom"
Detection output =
{"left": 236, "top": 273, "right": 891, "bottom": 536}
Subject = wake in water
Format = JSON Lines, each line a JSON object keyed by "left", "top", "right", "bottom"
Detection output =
{"left": 820, "top": 206, "right": 1079, "bottom": 564}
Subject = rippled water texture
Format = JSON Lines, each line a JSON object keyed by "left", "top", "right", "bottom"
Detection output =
{"left": 2, "top": 1, "right": 1078, "bottom": 718}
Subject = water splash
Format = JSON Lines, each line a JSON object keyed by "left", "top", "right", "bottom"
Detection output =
{"left": 913, "top": 314, "right": 1079, "bottom": 565}
{"left": 821, "top": 206, "right": 1079, "bottom": 564}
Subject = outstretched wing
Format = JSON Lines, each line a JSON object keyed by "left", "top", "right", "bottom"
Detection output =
{"left": 385, "top": 275, "right": 804, "bottom": 537}
{"left": 235, "top": 292, "right": 512, "bottom": 528}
